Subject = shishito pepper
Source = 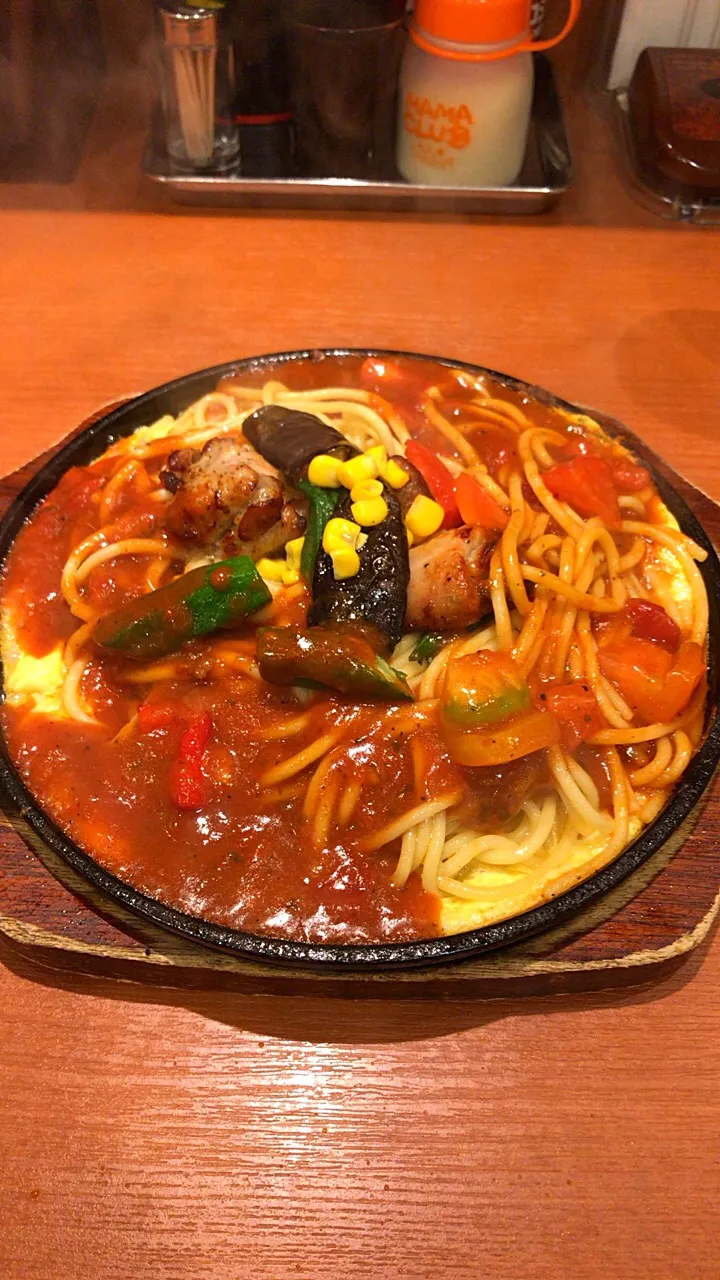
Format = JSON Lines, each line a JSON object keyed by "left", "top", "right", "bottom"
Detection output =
{"left": 93, "top": 556, "right": 271, "bottom": 662}
{"left": 257, "top": 626, "right": 413, "bottom": 702}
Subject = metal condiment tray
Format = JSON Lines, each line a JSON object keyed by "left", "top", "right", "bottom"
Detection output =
{"left": 143, "top": 56, "right": 572, "bottom": 215}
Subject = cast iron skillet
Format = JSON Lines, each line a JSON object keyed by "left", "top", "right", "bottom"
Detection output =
{"left": 0, "top": 349, "right": 719, "bottom": 971}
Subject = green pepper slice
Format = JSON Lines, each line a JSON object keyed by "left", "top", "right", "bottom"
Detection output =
{"left": 93, "top": 556, "right": 271, "bottom": 662}
{"left": 257, "top": 626, "right": 413, "bottom": 702}
{"left": 297, "top": 478, "right": 340, "bottom": 585}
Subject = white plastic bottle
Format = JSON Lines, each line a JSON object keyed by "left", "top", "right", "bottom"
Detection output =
{"left": 397, "top": 0, "right": 580, "bottom": 188}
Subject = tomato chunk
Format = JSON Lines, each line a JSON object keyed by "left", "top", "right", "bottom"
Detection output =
{"left": 611, "top": 458, "right": 651, "bottom": 492}
{"left": 599, "top": 637, "right": 673, "bottom": 721}
{"left": 562, "top": 433, "right": 596, "bottom": 458}
{"left": 539, "top": 681, "right": 603, "bottom": 750}
{"left": 657, "top": 642, "right": 706, "bottom": 722}
{"left": 624, "top": 598, "right": 681, "bottom": 651}
{"left": 138, "top": 705, "right": 214, "bottom": 809}
{"left": 454, "top": 473, "right": 509, "bottom": 531}
{"left": 405, "top": 440, "right": 461, "bottom": 528}
{"left": 599, "top": 638, "right": 703, "bottom": 723}
{"left": 543, "top": 455, "right": 621, "bottom": 526}
{"left": 443, "top": 707, "right": 560, "bottom": 768}
{"left": 470, "top": 429, "right": 519, "bottom": 480}
{"left": 137, "top": 702, "right": 176, "bottom": 733}
{"left": 594, "top": 613, "right": 632, "bottom": 649}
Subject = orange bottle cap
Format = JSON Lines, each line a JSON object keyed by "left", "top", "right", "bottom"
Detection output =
{"left": 414, "top": 0, "right": 533, "bottom": 48}
{"left": 411, "top": 0, "right": 581, "bottom": 59}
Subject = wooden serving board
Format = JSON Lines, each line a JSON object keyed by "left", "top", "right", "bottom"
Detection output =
{"left": 1, "top": 410, "right": 719, "bottom": 997}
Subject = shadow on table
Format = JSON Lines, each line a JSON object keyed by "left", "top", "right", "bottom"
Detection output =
{"left": 0, "top": 920, "right": 715, "bottom": 1046}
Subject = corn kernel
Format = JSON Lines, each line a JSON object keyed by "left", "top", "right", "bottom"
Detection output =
{"left": 406, "top": 494, "right": 444, "bottom": 539}
{"left": 285, "top": 536, "right": 305, "bottom": 575}
{"left": 308, "top": 454, "right": 342, "bottom": 488}
{"left": 366, "top": 444, "right": 387, "bottom": 470}
{"left": 330, "top": 548, "right": 360, "bottom": 580}
{"left": 351, "top": 496, "right": 389, "bottom": 527}
{"left": 383, "top": 457, "right": 410, "bottom": 490}
{"left": 350, "top": 478, "right": 384, "bottom": 503}
{"left": 337, "top": 452, "right": 379, "bottom": 488}
{"left": 282, "top": 566, "right": 301, "bottom": 585}
{"left": 256, "top": 557, "right": 286, "bottom": 583}
{"left": 322, "top": 517, "right": 363, "bottom": 554}
{"left": 407, "top": 528, "right": 415, "bottom": 547}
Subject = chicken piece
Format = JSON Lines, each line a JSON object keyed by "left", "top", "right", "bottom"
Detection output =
{"left": 406, "top": 527, "right": 495, "bottom": 631}
{"left": 161, "top": 437, "right": 284, "bottom": 547}
{"left": 220, "top": 498, "right": 307, "bottom": 562}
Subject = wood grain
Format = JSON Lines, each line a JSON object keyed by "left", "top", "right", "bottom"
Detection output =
{"left": 1, "top": 406, "right": 719, "bottom": 999}
{"left": 1, "top": 191, "right": 719, "bottom": 1280}
{"left": 2, "top": 213, "right": 719, "bottom": 497}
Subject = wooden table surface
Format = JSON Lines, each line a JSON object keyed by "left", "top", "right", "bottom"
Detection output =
{"left": 2, "top": 201, "right": 720, "bottom": 1280}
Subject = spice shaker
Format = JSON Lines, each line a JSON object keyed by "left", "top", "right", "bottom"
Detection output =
{"left": 156, "top": 0, "right": 239, "bottom": 171}
{"left": 396, "top": 0, "right": 580, "bottom": 188}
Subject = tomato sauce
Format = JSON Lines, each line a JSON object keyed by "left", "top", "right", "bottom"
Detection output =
{"left": 3, "top": 678, "right": 446, "bottom": 942}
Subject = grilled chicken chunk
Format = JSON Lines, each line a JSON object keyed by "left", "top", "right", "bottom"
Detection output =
{"left": 406, "top": 527, "right": 495, "bottom": 631}
{"left": 161, "top": 436, "right": 305, "bottom": 557}
{"left": 226, "top": 498, "right": 307, "bottom": 562}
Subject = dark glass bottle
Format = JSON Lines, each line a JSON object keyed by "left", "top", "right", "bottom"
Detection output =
{"left": 227, "top": 0, "right": 294, "bottom": 177}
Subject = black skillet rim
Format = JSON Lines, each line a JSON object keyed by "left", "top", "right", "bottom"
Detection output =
{"left": 0, "top": 348, "right": 718, "bottom": 972}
